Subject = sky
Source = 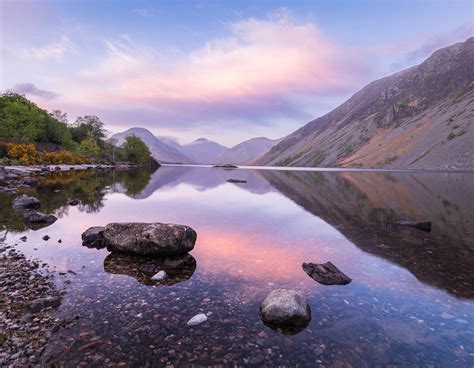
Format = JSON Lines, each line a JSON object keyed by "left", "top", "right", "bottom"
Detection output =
{"left": 0, "top": 0, "right": 473, "bottom": 146}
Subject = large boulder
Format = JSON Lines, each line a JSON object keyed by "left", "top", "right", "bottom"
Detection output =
{"left": 12, "top": 195, "right": 40, "bottom": 210}
{"left": 260, "top": 289, "right": 311, "bottom": 328}
{"left": 82, "top": 222, "right": 197, "bottom": 256}
{"left": 302, "top": 262, "right": 352, "bottom": 285}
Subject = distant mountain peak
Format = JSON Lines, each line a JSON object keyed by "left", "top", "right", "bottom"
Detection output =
{"left": 111, "top": 128, "right": 194, "bottom": 164}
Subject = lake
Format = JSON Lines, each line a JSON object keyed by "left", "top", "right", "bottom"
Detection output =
{"left": 2, "top": 166, "right": 474, "bottom": 367}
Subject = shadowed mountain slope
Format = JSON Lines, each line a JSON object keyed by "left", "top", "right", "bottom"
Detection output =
{"left": 257, "top": 38, "right": 474, "bottom": 169}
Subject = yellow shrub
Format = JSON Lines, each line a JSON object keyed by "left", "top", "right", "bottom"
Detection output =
{"left": 6, "top": 143, "right": 40, "bottom": 164}
{"left": 6, "top": 143, "right": 88, "bottom": 165}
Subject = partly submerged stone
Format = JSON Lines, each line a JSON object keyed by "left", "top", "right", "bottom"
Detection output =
{"left": 213, "top": 164, "right": 238, "bottom": 169}
{"left": 68, "top": 199, "right": 80, "bottom": 206}
{"left": 260, "top": 289, "right": 311, "bottom": 330}
{"left": 151, "top": 270, "right": 167, "bottom": 281}
{"left": 102, "top": 222, "right": 197, "bottom": 256}
{"left": 302, "top": 261, "right": 352, "bottom": 285}
{"left": 81, "top": 226, "right": 106, "bottom": 248}
{"left": 12, "top": 195, "right": 40, "bottom": 211}
{"left": 394, "top": 220, "right": 431, "bottom": 232}
{"left": 30, "top": 296, "right": 61, "bottom": 313}
{"left": 187, "top": 313, "right": 208, "bottom": 326}
{"left": 23, "top": 210, "right": 57, "bottom": 225}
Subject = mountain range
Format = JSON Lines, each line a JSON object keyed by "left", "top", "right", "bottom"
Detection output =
{"left": 112, "top": 38, "right": 473, "bottom": 169}
{"left": 111, "top": 129, "right": 281, "bottom": 165}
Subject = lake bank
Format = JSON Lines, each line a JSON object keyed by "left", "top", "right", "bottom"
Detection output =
{"left": 0, "top": 242, "right": 69, "bottom": 366}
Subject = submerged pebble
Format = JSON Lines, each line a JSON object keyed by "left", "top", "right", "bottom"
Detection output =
{"left": 187, "top": 313, "right": 208, "bottom": 326}
{"left": 151, "top": 270, "right": 167, "bottom": 281}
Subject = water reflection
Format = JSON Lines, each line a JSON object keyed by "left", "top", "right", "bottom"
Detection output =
{"left": 2, "top": 166, "right": 473, "bottom": 366}
{"left": 260, "top": 170, "right": 474, "bottom": 298}
{"left": 0, "top": 168, "right": 156, "bottom": 232}
{"left": 103, "top": 253, "right": 197, "bottom": 286}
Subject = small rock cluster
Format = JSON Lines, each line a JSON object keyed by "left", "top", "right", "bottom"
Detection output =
{"left": 11, "top": 194, "right": 58, "bottom": 228}
{"left": 260, "top": 262, "right": 352, "bottom": 333}
{"left": 0, "top": 243, "right": 63, "bottom": 366}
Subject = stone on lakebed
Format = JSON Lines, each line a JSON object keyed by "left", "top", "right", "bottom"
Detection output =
{"left": 187, "top": 313, "right": 208, "bottom": 326}
{"left": 260, "top": 289, "right": 311, "bottom": 327}
{"left": 23, "top": 210, "right": 57, "bottom": 224}
{"left": 12, "top": 195, "right": 40, "bottom": 210}
{"left": 81, "top": 222, "right": 197, "bottom": 256}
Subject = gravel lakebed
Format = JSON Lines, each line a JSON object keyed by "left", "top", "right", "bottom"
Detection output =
{"left": 0, "top": 242, "right": 78, "bottom": 367}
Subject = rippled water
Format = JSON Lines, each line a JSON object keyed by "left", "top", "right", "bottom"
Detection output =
{"left": 2, "top": 166, "right": 474, "bottom": 367}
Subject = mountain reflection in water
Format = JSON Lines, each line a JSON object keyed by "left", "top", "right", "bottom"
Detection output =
{"left": 2, "top": 166, "right": 473, "bottom": 367}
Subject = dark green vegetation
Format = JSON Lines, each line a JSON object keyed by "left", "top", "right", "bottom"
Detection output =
{"left": 0, "top": 168, "right": 156, "bottom": 233}
{"left": 122, "top": 135, "right": 153, "bottom": 165}
{"left": 0, "top": 92, "right": 156, "bottom": 166}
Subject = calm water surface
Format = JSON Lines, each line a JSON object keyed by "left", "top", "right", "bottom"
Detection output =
{"left": 2, "top": 166, "right": 474, "bottom": 367}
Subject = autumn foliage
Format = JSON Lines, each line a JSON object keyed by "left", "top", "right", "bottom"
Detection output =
{"left": 4, "top": 142, "right": 87, "bottom": 165}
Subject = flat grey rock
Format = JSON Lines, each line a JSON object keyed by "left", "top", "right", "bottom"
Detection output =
{"left": 302, "top": 261, "right": 352, "bottom": 285}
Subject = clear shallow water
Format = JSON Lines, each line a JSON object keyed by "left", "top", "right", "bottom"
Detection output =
{"left": 2, "top": 167, "right": 474, "bottom": 367}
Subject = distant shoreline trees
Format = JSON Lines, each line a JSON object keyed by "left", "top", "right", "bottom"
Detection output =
{"left": 0, "top": 92, "right": 156, "bottom": 166}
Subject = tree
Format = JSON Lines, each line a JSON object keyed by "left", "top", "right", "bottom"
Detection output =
{"left": 0, "top": 93, "right": 75, "bottom": 149}
{"left": 78, "top": 132, "right": 100, "bottom": 160}
{"left": 49, "top": 110, "right": 68, "bottom": 124}
{"left": 122, "top": 135, "right": 152, "bottom": 164}
{"left": 71, "top": 115, "right": 105, "bottom": 143}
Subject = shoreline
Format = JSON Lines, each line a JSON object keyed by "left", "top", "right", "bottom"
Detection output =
{"left": 2, "top": 163, "right": 138, "bottom": 175}
{"left": 161, "top": 163, "right": 474, "bottom": 174}
{"left": 0, "top": 243, "right": 69, "bottom": 366}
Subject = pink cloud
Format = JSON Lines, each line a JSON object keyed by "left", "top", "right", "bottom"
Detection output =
{"left": 56, "top": 10, "right": 369, "bottom": 126}
{"left": 24, "top": 36, "right": 76, "bottom": 61}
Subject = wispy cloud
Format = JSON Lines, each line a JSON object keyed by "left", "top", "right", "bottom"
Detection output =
{"left": 24, "top": 36, "right": 76, "bottom": 61}
{"left": 8, "top": 83, "right": 58, "bottom": 100}
{"left": 62, "top": 10, "right": 369, "bottom": 131}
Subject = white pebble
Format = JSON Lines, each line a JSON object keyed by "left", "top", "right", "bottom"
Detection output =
{"left": 151, "top": 271, "right": 167, "bottom": 281}
{"left": 187, "top": 313, "right": 208, "bottom": 326}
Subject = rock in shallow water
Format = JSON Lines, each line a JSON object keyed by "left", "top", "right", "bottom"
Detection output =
{"left": 302, "top": 261, "right": 352, "bottom": 285}
{"left": 12, "top": 195, "right": 40, "bottom": 210}
{"left": 260, "top": 289, "right": 311, "bottom": 327}
{"left": 104, "top": 223, "right": 196, "bottom": 255}
{"left": 187, "top": 313, "right": 208, "bottom": 326}
{"left": 394, "top": 220, "right": 431, "bottom": 232}
{"left": 23, "top": 210, "right": 57, "bottom": 225}
{"left": 30, "top": 296, "right": 61, "bottom": 313}
{"left": 81, "top": 226, "right": 106, "bottom": 248}
{"left": 151, "top": 270, "right": 167, "bottom": 281}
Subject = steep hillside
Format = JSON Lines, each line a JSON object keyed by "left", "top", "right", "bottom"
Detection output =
{"left": 111, "top": 128, "right": 194, "bottom": 164}
{"left": 180, "top": 138, "right": 229, "bottom": 164}
{"left": 257, "top": 38, "right": 474, "bottom": 169}
{"left": 216, "top": 137, "right": 282, "bottom": 164}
